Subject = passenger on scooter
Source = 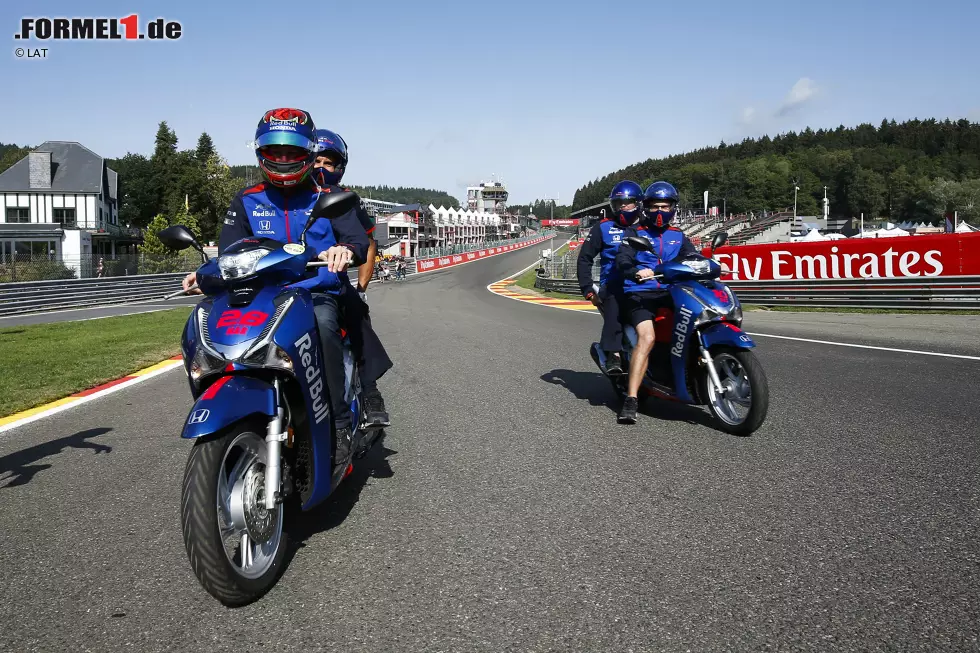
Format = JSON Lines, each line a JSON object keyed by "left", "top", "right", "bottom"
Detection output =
{"left": 312, "top": 128, "right": 393, "bottom": 428}
{"left": 576, "top": 180, "right": 643, "bottom": 375}
{"left": 181, "top": 108, "right": 370, "bottom": 476}
{"left": 614, "top": 181, "right": 699, "bottom": 424}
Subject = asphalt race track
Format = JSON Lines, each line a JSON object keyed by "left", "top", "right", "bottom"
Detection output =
{"left": 1, "top": 247, "right": 978, "bottom": 652}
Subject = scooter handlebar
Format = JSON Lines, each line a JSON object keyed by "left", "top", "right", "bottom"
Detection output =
{"left": 164, "top": 283, "right": 198, "bottom": 300}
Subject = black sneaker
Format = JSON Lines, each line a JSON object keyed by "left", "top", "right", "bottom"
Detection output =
{"left": 333, "top": 426, "right": 353, "bottom": 476}
{"left": 604, "top": 351, "right": 624, "bottom": 376}
{"left": 362, "top": 391, "right": 391, "bottom": 427}
{"left": 618, "top": 396, "right": 638, "bottom": 424}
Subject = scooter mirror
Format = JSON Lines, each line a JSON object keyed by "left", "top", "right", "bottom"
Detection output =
{"left": 159, "top": 225, "right": 198, "bottom": 251}
{"left": 711, "top": 231, "right": 729, "bottom": 251}
{"left": 301, "top": 190, "right": 360, "bottom": 244}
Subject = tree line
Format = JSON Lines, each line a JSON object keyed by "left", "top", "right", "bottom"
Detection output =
{"left": 507, "top": 199, "right": 572, "bottom": 220}
{"left": 572, "top": 118, "right": 980, "bottom": 223}
{"left": 3, "top": 130, "right": 466, "bottom": 243}
{"left": 227, "top": 165, "right": 462, "bottom": 209}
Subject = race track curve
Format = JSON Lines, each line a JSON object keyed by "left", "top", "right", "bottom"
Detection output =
{"left": 1, "top": 246, "right": 978, "bottom": 652}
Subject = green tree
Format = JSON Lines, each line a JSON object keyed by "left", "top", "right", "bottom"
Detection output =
{"left": 140, "top": 214, "right": 181, "bottom": 273}
{"left": 932, "top": 178, "right": 980, "bottom": 222}
{"left": 0, "top": 144, "right": 31, "bottom": 175}
{"left": 109, "top": 153, "right": 156, "bottom": 228}
{"left": 848, "top": 167, "right": 887, "bottom": 219}
{"left": 195, "top": 132, "right": 216, "bottom": 163}
{"left": 571, "top": 117, "right": 980, "bottom": 224}
{"left": 151, "top": 121, "right": 180, "bottom": 219}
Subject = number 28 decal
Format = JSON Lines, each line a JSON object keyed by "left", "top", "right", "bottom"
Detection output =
{"left": 216, "top": 310, "right": 269, "bottom": 335}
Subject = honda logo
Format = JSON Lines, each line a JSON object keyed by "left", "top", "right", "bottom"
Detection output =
{"left": 188, "top": 409, "right": 210, "bottom": 424}
{"left": 259, "top": 220, "right": 272, "bottom": 231}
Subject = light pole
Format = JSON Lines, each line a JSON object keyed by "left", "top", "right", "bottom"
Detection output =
{"left": 823, "top": 186, "right": 829, "bottom": 225}
{"left": 539, "top": 195, "right": 560, "bottom": 266}
{"left": 793, "top": 179, "right": 800, "bottom": 219}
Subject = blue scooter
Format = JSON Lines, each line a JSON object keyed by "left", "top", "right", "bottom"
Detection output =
{"left": 590, "top": 232, "right": 769, "bottom": 436}
{"left": 159, "top": 190, "right": 384, "bottom": 607}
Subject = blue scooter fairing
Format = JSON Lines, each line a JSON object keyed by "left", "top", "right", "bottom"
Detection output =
{"left": 700, "top": 322, "right": 757, "bottom": 350}
{"left": 181, "top": 375, "right": 277, "bottom": 440}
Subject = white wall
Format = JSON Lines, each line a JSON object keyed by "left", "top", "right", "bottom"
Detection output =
{"left": 2, "top": 192, "right": 95, "bottom": 226}
{"left": 61, "top": 229, "right": 92, "bottom": 277}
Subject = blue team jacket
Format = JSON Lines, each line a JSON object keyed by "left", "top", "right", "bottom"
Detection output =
{"left": 576, "top": 218, "right": 630, "bottom": 295}
{"left": 218, "top": 182, "right": 369, "bottom": 294}
{"left": 616, "top": 225, "right": 698, "bottom": 293}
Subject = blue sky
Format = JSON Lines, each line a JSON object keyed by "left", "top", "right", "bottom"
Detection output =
{"left": 2, "top": 0, "right": 978, "bottom": 204}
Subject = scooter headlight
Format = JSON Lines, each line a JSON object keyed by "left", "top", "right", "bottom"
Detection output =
{"left": 725, "top": 286, "right": 743, "bottom": 324}
{"left": 189, "top": 346, "right": 225, "bottom": 383}
{"left": 240, "top": 342, "right": 293, "bottom": 370}
{"left": 681, "top": 259, "right": 713, "bottom": 275}
{"left": 218, "top": 249, "right": 270, "bottom": 280}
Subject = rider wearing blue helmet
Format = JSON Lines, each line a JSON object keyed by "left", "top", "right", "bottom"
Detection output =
{"left": 182, "top": 109, "right": 371, "bottom": 480}
{"left": 576, "top": 180, "right": 643, "bottom": 374}
{"left": 614, "top": 181, "right": 699, "bottom": 424}
{"left": 312, "top": 128, "right": 393, "bottom": 428}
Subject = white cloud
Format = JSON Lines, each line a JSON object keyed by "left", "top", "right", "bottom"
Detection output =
{"left": 776, "top": 77, "right": 818, "bottom": 116}
{"left": 739, "top": 106, "right": 757, "bottom": 125}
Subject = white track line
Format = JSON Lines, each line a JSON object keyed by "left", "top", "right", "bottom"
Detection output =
{"left": 486, "top": 238, "right": 610, "bottom": 314}
{"left": 0, "top": 361, "right": 184, "bottom": 436}
{"left": 746, "top": 332, "right": 980, "bottom": 361}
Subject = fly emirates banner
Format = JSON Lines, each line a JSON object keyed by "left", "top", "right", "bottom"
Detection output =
{"left": 705, "top": 233, "right": 980, "bottom": 281}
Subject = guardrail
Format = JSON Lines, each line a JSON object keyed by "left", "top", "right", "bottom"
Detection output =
{"left": 0, "top": 258, "right": 421, "bottom": 317}
{"left": 727, "top": 276, "right": 980, "bottom": 310}
{"left": 535, "top": 276, "right": 581, "bottom": 294}
{"left": 533, "top": 274, "right": 980, "bottom": 310}
{"left": 0, "top": 273, "right": 188, "bottom": 316}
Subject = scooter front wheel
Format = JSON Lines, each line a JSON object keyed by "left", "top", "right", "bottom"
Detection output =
{"left": 701, "top": 347, "right": 769, "bottom": 436}
{"left": 180, "top": 421, "right": 288, "bottom": 607}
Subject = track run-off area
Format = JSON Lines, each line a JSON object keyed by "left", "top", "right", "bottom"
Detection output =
{"left": 1, "top": 245, "right": 978, "bottom": 652}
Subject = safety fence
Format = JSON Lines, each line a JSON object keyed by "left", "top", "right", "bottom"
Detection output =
{"left": 0, "top": 273, "right": 189, "bottom": 316}
{"left": 0, "top": 251, "right": 204, "bottom": 283}
{"left": 417, "top": 231, "right": 556, "bottom": 259}
{"left": 415, "top": 235, "right": 555, "bottom": 273}
{"left": 532, "top": 274, "right": 980, "bottom": 310}
{"left": 724, "top": 276, "right": 980, "bottom": 310}
{"left": 0, "top": 258, "right": 420, "bottom": 317}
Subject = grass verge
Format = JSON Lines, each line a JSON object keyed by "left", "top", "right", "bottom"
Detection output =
{"left": 0, "top": 308, "right": 193, "bottom": 417}
{"left": 513, "top": 261, "right": 585, "bottom": 301}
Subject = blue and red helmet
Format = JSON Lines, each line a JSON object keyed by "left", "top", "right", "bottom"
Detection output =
{"left": 608, "top": 180, "right": 643, "bottom": 226}
{"left": 641, "top": 181, "right": 679, "bottom": 229}
{"left": 254, "top": 108, "right": 317, "bottom": 188}
{"left": 312, "top": 129, "right": 349, "bottom": 187}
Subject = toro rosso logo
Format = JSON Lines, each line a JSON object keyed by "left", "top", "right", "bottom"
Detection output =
{"left": 263, "top": 107, "right": 309, "bottom": 126}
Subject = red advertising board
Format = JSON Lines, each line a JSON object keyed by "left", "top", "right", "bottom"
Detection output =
{"left": 705, "top": 233, "right": 980, "bottom": 281}
{"left": 540, "top": 219, "right": 581, "bottom": 227}
{"left": 415, "top": 236, "right": 550, "bottom": 273}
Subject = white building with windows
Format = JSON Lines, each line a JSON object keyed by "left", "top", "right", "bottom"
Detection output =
{"left": 0, "top": 141, "right": 139, "bottom": 276}
{"left": 429, "top": 205, "right": 503, "bottom": 246}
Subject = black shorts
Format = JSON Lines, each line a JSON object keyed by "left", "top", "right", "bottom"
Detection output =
{"left": 622, "top": 291, "right": 672, "bottom": 328}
